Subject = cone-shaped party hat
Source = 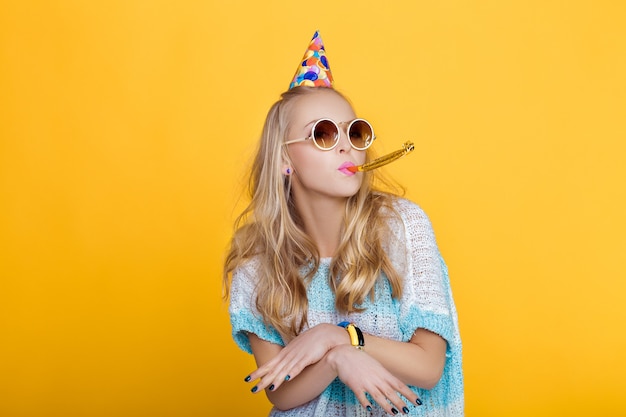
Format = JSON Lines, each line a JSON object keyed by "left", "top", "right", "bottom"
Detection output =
{"left": 288, "top": 31, "right": 333, "bottom": 89}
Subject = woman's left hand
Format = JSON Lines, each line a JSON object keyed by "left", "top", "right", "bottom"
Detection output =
{"left": 327, "top": 344, "right": 421, "bottom": 415}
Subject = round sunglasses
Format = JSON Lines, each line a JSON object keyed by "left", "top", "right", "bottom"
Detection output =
{"left": 284, "top": 118, "right": 376, "bottom": 151}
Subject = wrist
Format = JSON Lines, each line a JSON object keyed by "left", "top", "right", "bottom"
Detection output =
{"left": 325, "top": 343, "right": 353, "bottom": 371}
{"left": 328, "top": 323, "right": 353, "bottom": 348}
{"left": 337, "top": 321, "right": 365, "bottom": 350}
{"left": 316, "top": 323, "right": 353, "bottom": 350}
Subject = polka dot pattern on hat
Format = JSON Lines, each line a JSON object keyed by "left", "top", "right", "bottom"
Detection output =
{"left": 289, "top": 31, "right": 333, "bottom": 89}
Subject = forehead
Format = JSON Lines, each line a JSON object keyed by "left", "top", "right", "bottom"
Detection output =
{"left": 289, "top": 89, "right": 356, "bottom": 125}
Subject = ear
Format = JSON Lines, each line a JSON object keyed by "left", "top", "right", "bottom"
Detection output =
{"left": 281, "top": 152, "right": 294, "bottom": 175}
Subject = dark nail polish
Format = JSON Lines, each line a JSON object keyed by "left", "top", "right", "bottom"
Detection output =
{"left": 391, "top": 408, "right": 399, "bottom": 415}
{"left": 402, "top": 406, "right": 410, "bottom": 414}
{"left": 366, "top": 405, "right": 372, "bottom": 412}
{"left": 251, "top": 386, "right": 258, "bottom": 393}
{"left": 244, "top": 375, "right": 251, "bottom": 382}
{"left": 269, "top": 384, "right": 275, "bottom": 391}
{"left": 415, "top": 398, "right": 422, "bottom": 406}
{"left": 284, "top": 375, "right": 291, "bottom": 381}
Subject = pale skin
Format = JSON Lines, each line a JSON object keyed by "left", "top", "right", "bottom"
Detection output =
{"left": 245, "top": 89, "right": 447, "bottom": 415}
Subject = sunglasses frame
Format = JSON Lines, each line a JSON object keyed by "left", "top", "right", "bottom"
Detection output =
{"left": 284, "top": 118, "right": 376, "bottom": 151}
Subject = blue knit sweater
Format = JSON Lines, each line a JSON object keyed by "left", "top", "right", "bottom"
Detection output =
{"left": 229, "top": 197, "right": 464, "bottom": 416}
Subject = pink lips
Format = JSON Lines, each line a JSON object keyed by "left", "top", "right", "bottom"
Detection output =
{"left": 338, "top": 161, "right": 357, "bottom": 176}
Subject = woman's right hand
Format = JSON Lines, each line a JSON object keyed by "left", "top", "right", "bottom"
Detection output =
{"left": 245, "top": 323, "right": 348, "bottom": 393}
{"left": 326, "top": 344, "right": 420, "bottom": 415}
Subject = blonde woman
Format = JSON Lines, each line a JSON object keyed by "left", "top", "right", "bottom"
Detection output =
{"left": 223, "top": 33, "right": 463, "bottom": 417}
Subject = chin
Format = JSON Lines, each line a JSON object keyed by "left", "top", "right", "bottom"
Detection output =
{"left": 339, "top": 186, "right": 362, "bottom": 198}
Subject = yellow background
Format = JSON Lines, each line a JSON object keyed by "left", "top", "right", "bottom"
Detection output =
{"left": 1, "top": 1, "right": 625, "bottom": 416}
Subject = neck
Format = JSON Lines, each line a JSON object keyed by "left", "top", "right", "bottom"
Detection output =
{"left": 293, "top": 196, "right": 347, "bottom": 258}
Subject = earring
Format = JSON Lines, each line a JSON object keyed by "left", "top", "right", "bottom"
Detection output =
{"left": 285, "top": 168, "right": 292, "bottom": 175}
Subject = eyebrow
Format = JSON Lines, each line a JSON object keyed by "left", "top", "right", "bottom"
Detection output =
{"left": 305, "top": 118, "right": 355, "bottom": 127}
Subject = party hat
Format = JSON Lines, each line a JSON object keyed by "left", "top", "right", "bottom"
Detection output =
{"left": 288, "top": 31, "right": 334, "bottom": 89}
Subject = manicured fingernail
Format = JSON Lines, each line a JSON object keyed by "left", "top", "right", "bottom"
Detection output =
{"left": 251, "top": 386, "right": 258, "bottom": 393}
{"left": 402, "top": 406, "right": 410, "bottom": 414}
{"left": 284, "top": 375, "right": 291, "bottom": 381}
{"left": 269, "top": 384, "right": 275, "bottom": 391}
{"left": 366, "top": 405, "right": 372, "bottom": 412}
{"left": 391, "top": 408, "right": 399, "bottom": 415}
{"left": 244, "top": 375, "right": 251, "bottom": 382}
{"left": 415, "top": 398, "right": 422, "bottom": 406}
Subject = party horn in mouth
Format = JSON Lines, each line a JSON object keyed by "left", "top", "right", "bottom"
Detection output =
{"left": 347, "top": 141, "right": 415, "bottom": 172}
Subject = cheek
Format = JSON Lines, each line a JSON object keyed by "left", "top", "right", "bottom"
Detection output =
{"left": 288, "top": 148, "right": 319, "bottom": 171}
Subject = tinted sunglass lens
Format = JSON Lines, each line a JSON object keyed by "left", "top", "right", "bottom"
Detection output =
{"left": 349, "top": 120, "right": 373, "bottom": 149}
{"left": 313, "top": 120, "right": 339, "bottom": 149}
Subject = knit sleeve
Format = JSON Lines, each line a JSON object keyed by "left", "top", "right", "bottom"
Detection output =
{"left": 387, "top": 198, "right": 465, "bottom": 417}
{"left": 228, "top": 259, "right": 285, "bottom": 354}
{"left": 390, "top": 199, "right": 461, "bottom": 354}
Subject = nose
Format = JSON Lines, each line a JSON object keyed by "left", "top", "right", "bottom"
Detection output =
{"left": 336, "top": 125, "right": 352, "bottom": 153}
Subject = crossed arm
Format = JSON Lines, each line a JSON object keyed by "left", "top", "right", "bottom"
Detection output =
{"left": 245, "top": 323, "right": 447, "bottom": 414}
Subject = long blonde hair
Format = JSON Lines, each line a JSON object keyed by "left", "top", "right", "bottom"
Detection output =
{"left": 223, "top": 87, "right": 403, "bottom": 338}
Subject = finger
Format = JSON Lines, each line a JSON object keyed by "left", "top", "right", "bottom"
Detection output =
{"left": 245, "top": 367, "right": 277, "bottom": 392}
{"left": 277, "top": 356, "right": 307, "bottom": 382}
{"left": 249, "top": 359, "right": 299, "bottom": 393}
{"left": 353, "top": 390, "right": 374, "bottom": 413}
{"left": 264, "top": 351, "right": 311, "bottom": 392}
{"left": 397, "top": 384, "right": 423, "bottom": 407}
{"left": 250, "top": 371, "right": 282, "bottom": 393}
{"left": 245, "top": 353, "right": 291, "bottom": 386}
{"left": 258, "top": 371, "right": 293, "bottom": 393}
{"left": 383, "top": 390, "right": 408, "bottom": 415}
{"left": 368, "top": 388, "right": 399, "bottom": 416}
{"left": 248, "top": 347, "right": 304, "bottom": 384}
{"left": 245, "top": 360, "right": 274, "bottom": 383}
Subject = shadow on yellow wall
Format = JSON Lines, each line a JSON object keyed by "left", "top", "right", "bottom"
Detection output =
{"left": 1, "top": 1, "right": 625, "bottom": 416}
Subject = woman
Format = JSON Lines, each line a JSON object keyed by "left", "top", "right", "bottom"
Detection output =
{"left": 223, "top": 33, "right": 463, "bottom": 417}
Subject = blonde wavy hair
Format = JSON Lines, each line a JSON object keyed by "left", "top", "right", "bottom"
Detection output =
{"left": 223, "top": 86, "right": 404, "bottom": 339}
